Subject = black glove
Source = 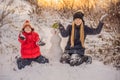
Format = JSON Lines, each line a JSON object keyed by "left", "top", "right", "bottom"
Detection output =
{"left": 19, "top": 33, "right": 26, "bottom": 40}
{"left": 36, "top": 40, "right": 46, "bottom": 46}
{"left": 19, "top": 36, "right": 25, "bottom": 40}
{"left": 58, "top": 23, "right": 64, "bottom": 29}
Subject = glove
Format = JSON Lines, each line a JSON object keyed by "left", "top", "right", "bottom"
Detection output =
{"left": 58, "top": 23, "right": 62, "bottom": 27}
{"left": 51, "top": 22, "right": 64, "bottom": 29}
{"left": 19, "top": 32, "right": 26, "bottom": 40}
{"left": 58, "top": 23, "right": 64, "bottom": 29}
{"left": 51, "top": 22, "right": 59, "bottom": 29}
{"left": 36, "top": 40, "right": 46, "bottom": 46}
{"left": 100, "top": 13, "right": 108, "bottom": 23}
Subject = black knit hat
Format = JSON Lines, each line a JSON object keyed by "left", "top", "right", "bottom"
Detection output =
{"left": 73, "top": 11, "right": 84, "bottom": 20}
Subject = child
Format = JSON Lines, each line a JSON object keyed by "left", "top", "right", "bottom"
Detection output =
{"left": 58, "top": 11, "right": 107, "bottom": 66}
{"left": 17, "top": 20, "right": 49, "bottom": 69}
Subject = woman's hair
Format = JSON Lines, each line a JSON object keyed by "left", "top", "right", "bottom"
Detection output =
{"left": 71, "top": 20, "right": 85, "bottom": 48}
{"left": 71, "top": 11, "right": 85, "bottom": 48}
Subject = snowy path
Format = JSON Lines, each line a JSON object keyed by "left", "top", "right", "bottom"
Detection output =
{"left": 0, "top": 59, "right": 119, "bottom": 80}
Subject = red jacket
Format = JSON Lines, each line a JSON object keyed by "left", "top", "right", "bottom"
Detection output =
{"left": 18, "top": 32, "right": 41, "bottom": 59}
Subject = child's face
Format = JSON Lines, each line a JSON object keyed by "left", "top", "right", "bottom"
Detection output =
{"left": 74, "top": 18, "right": 82, "bottom": 26}
{"left": 24, "top": 26, "right": 32, "bottom": 33}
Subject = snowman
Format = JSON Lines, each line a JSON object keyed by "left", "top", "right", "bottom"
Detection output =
{"left": 49, "top": 23, "right": 63, "bottom": 62}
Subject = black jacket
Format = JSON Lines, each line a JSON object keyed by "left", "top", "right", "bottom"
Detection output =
{"left": 59, "top": 21, "right": 104, "bottom": 54}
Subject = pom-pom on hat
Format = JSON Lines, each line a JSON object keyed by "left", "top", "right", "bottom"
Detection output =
{"left": 23, "top": 20, "right": 32, "bottom": 28}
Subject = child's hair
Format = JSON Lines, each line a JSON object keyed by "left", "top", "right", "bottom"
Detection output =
{"left": 21, "top": 20, "right": 34, "bottom": 32}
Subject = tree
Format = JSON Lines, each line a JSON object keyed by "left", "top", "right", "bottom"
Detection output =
{"left": 0, "top": 0, "right": 15, "bottom": 54}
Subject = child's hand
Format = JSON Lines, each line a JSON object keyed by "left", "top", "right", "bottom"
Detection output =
{"left": 19, "top": 32, "right": 26, "bottom": 40}
{"left": 36, "top": 40, "right": 46, "bottom": 46}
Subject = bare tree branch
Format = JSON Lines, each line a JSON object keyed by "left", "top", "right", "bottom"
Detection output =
{"left": 0, "top": 0, "right": 14, "bottom": 28}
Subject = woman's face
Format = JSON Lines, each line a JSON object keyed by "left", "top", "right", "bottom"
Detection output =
{"left": 74, "top": 18, "right": 82, "bottom": 26}
{"left": 24, "top": 26, "right": 32, "bottom": 33}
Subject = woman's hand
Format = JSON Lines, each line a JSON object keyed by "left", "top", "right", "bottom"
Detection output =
{"left": 58, "top": 22, "right": 64, "bottom": 29}
{"left": 100, "top": 13, "right": 108, "bottom": 23}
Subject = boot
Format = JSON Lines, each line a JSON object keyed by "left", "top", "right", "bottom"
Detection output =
{"left": 60, "top": 53, "right": 70, "bottom": 64}
{"left": 16, "top": 58, "right": 25, "bottom": 70}
{"left": 79, "top": 55, "right": 92, "bottom": 64}
{"left": 35, "top": 55, "right": 49, "bottom": 64}
{"left": 17, "top": 58, "right": 32, "bottom": 70}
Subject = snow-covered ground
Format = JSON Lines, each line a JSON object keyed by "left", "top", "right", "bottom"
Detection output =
{"left": 0, "top": 0, "right": 119, "bottom": 80}
{"left": 0, "top": 59, "right": 120, "bottom": 80}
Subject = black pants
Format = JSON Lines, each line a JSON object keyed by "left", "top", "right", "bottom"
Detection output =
{"left": 17, "top": 55, "right": 49, "bottom": 69}
{"left": 65, "top": 49, "right": 85, "bottom": 56}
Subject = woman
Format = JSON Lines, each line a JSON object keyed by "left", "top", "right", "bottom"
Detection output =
{"left": 58, "top": 11, "right": 107, "bottom": 66}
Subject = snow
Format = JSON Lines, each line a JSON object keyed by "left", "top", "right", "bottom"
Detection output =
{"left": 0, "top": 59, "right": 120, "bottom": 80}
{"left": 0, "top": 0, "right": 119, "bottom": 80}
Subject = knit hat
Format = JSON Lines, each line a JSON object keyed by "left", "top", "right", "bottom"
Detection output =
{"left": 23, "top": 20, "right": 32, "bottom": 28}
{"left": 22, "top": 20, "right": 34, "bottom": 31}
{"left": 73, "top": 11, "right": 84, "bottom": 20}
